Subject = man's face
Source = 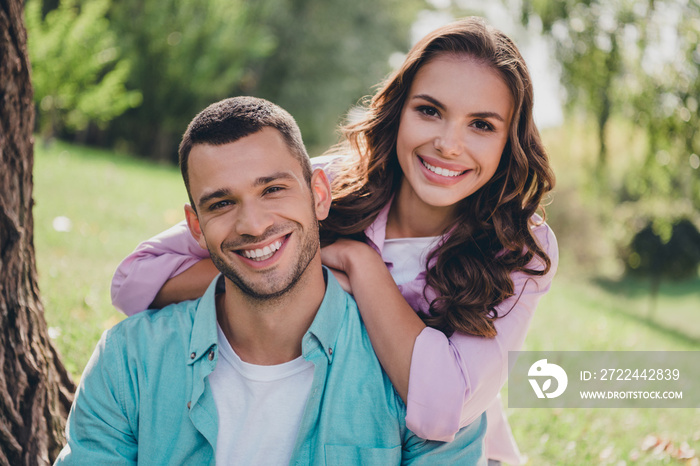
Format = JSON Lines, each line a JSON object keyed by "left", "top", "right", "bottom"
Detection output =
{"left": 185, "top": 127, "right": 330, "bottom": 300}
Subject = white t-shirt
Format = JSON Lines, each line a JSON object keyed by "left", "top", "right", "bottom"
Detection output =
{"left": 208, "top": 324, "right": 314, "bottom": 465}
{"left": 382, "top": 236, "right": 441, "bottom": 285}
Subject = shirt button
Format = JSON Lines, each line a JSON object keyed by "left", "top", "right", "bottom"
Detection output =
{"left": 190, "top": 352, "right": 196, "bottom": 359}
{"left": 328, "top": 348, "right": 333, "bottom": 355}
{"left": 187, "top": 401, "right": 191, "bottom": 409}
{"left": 208, "top": 351, "right": 215, "bottom": 361}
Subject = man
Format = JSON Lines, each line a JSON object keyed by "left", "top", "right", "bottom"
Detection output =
{"left": 56, "top": 97, "right": 486, "bottom": 465}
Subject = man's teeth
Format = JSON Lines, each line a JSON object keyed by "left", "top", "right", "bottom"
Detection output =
{"left": 421, "top": 159, "right": 465, "bottom": 177}
{"left": 241, "top": 239, "right": 283, "bottom": 261}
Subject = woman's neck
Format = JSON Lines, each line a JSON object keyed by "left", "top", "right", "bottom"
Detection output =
{"left": 386, "top": 181, "right": 457, "bottom": 239}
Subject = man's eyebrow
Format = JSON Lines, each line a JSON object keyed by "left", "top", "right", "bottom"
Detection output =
{"left": 412, "top": 94, "right": 506, "bottom": 122}
{"left": 253, "top": 171, "right": 297, "bottom": 187}
{"left": 196, "top": 172, "right": 297, "bottom": 207}
{"left": 198, "top": 188, "right": 232, "bottom": 207}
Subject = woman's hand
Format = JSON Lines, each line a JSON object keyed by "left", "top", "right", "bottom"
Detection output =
{"left": 326, "top": 267, "right": 352, "bottom": 294}
{"left": 322, "top": 239, "right": 382, "bottom": 294}
{"left": 322, "top": 238, "right": 380, "bottom": 270}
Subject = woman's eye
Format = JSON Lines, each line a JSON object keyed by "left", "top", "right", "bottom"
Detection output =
{"left": 473, "top": 120, "right": 494, "bottom": 132}
{"left": 417, "top": 105, "right": 439, "bottom": 117}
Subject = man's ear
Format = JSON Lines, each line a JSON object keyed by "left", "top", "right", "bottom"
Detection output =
{"left": 310, "top": 168, "right": 332, "bottom": 221}
{"left": 185, "top": 204, "right": 208, "bottom": 250}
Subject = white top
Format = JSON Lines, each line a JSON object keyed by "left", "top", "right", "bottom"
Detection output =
{"left": 382, "top": 236, "right": 441, "bottom": 285}
{"left": 209, "top": 324, "right": 314, "bottom": 465}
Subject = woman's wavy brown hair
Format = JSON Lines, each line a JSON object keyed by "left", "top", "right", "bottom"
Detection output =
{"left": 320, "top": 17, "right": 555, "bottom": 338}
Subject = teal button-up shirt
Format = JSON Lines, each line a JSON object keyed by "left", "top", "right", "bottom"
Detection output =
{"left": 56, "top": 270, "right": 486, "bottom": 465}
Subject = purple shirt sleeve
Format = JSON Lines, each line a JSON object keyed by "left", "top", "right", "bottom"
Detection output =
{"left": 111, "top": 221, "right": 209, "bottom": 315}
{"left": 405, "top": 222, "right": 559, "bottom": 445}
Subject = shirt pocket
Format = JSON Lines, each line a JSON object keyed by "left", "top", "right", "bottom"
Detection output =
{"left": 324, "top": 444, "right": 402, "bottom": 465}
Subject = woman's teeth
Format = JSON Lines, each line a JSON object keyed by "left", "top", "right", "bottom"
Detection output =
{"left": 241, "top": 239, "right": 283, "bottom": 261}
{"left": 421, "top": 159, "right": 466, "bottom": 177}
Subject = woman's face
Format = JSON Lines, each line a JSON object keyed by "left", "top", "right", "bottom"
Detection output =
{"left": 395, "top": 54, "right": 514, "bottom": 213}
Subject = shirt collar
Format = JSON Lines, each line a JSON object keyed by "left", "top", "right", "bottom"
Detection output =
{"left": 363, "top": 196, "right": 394, "bottom": 253}
{"left": 303, "top": 268, "right": 349, "bottom": 364}
{"left": 188, "top": 269, "right": 350, "bottom": 365}
{"left": 188, "top": 274, "right": 222, "bottom": 364}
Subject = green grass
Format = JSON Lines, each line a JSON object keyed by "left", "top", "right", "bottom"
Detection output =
{"left": 34, "top": 139, "right": 189, "bottom": 376}
{"left": 505, "top": 276, "right": 700, "bottom": 465}
{"left": 33, "top": 139, "right": 699, "bottom": 464}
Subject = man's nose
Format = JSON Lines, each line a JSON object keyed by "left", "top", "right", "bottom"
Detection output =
{"left": 235, "top": 201, "right": 274, "bottom": 237}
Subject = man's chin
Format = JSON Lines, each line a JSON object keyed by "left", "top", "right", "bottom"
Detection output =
{"left": 224, "top": 275, "right": 297, "bottom": 301}
{"left": 222, "top": 270, "right": 301, "bottom": 301}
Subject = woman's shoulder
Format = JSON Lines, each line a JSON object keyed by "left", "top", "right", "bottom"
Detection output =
{"left": 529, "top": 214, "right": 559, "bottom": 269}
{"left": 311, "top": 153, "right": 350, "bottom": 169}
{"left": 311, "top": 153, "right": 355, "bottom": 182}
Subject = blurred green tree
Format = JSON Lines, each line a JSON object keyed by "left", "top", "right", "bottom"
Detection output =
{"left": 621, "top": 1, "right": 700, "bottom": 210}
{"left": 105, "top": 0, "right": 275, "bottom": 160}
{"left": 519, "top": 0, "right": 700, "bottom": 282}
{"left": 520, "top": 0, "right": 699, "bottom": 206}
{"left": 25, "top": 0, "right": 142, "bottom": 140}
{"left": 250, "top": 0, "right": 422, "bottom": 153}
{"left": 624, "top": 218, "right": 700, "bottom": 316}
{"left": 519, "top": 0, "right": 636, "bottom": 172}
{"left": 105, "top": 0, "right": 421, "bottom": 160}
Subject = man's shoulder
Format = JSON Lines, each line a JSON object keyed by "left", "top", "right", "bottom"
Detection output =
{"left": 105, "top": 298, "right": 201, "bottom": 353}
{"left": 328, "top": 288, "right": 406, "bottom": 414}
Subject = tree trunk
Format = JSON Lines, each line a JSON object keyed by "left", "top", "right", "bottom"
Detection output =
{"left": 0, "top": 1, "right": 75, "bottom": 464}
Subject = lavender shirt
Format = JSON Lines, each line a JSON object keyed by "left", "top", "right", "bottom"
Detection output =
{"left": 111, "top": 156, "right": 558, "bottom": 464}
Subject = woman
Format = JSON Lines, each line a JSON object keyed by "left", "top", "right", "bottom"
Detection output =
{"left": 112, "top": 17, "right": 557, "bottom": 464}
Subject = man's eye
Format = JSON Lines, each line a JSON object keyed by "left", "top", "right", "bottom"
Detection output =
{"left": 209, "top": 200, "right": 232, "bottom": 210}
{"left": 264, "top": 186, "right": 285, "bottom": 195}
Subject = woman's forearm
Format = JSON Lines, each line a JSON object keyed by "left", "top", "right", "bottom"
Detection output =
{"left": 150, "top": 258, "right": 219, "bottom": 309}
{"left": 343, "top": 245, "right": 426, "bottom": 403}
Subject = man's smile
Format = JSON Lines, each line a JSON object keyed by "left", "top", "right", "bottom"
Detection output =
{"left": 232, "top": 233, "right": 291, "bottom": 265}
{"left": 238, "top": 236, "right": 287, "bottom": 261}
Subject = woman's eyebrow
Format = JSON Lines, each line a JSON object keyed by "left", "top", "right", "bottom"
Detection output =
{"left": 469, "top": 111, "right": 505, "bottom": 122}
{"left": 412, "top": 94, "right": 505, "bottom": 122}
{"left": 411, "top": 94, "right": 445, "bottom": 110}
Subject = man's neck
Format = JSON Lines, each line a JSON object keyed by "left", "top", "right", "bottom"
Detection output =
{"left": 216, "top": 261, "right": 326, "bottom": 366}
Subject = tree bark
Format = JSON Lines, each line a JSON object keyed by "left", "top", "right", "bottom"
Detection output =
{"left": 0, "top": 1, "right": 75, "bottom": 464}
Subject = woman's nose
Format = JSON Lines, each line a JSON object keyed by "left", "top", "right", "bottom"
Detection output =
{"left": 434, "top": 122, "right": 466, "bottom": 158}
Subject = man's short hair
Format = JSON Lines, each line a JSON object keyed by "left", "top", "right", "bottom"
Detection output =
{"left": 179, "top": 96, "right": 312, "bottom": 209}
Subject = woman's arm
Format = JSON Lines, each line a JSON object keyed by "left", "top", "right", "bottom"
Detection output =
{"left": 321, "top": 239, "right": 427, "bottom": 403}
{"left": 322, "top": 222, "right": 559, "bottom": 441}
{"left": 111, "top": 221, "right": 210, "bottom": 315}
{"left": 409, "top": 222, "right": 559, "bottom": 441}
{"left": 150, "top": 258, "right": 219, "bottom": 309}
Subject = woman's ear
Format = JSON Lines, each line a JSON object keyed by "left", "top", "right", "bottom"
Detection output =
{"left": 310, "top": 168, "right": 332, "bottom": 221}
{"left": 185, "top": 204, "right": 208, "bottom": 251}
